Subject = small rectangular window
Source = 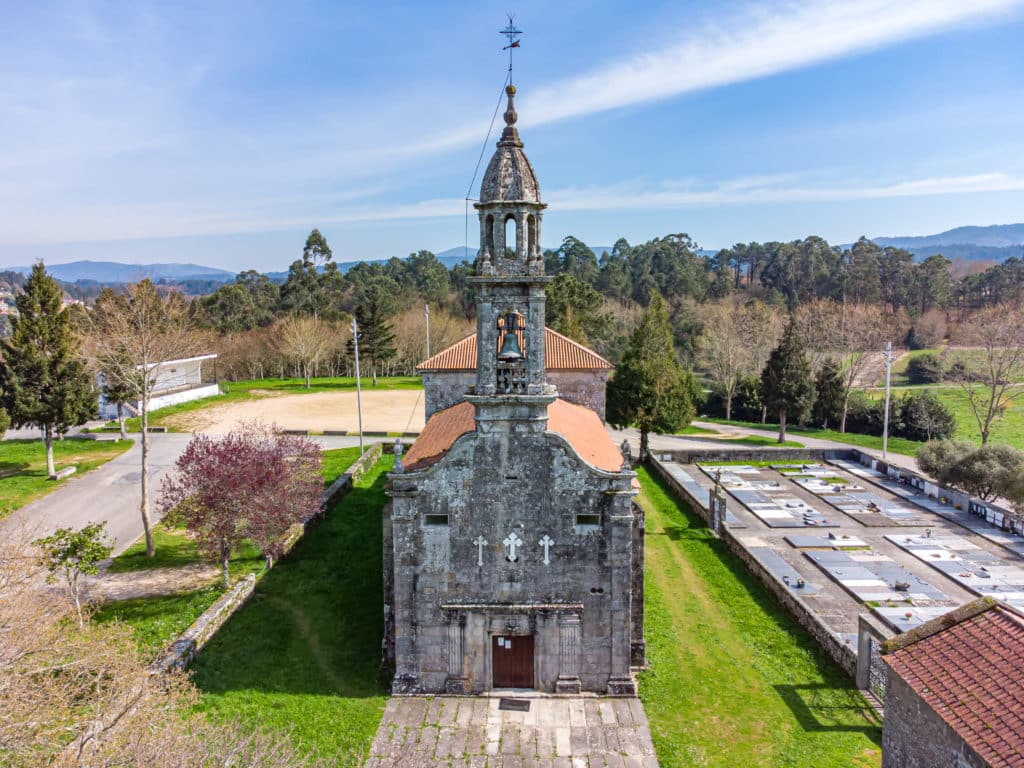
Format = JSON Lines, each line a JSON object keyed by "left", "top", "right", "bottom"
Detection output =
{"left": 425, "top": 514, "right": 449, "bottom": 526}
{"left": 576, "top": 513, "right": 600, "bottom": 527}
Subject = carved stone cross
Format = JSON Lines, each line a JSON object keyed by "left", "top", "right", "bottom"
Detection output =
{"left": 539, "top": 534, "right": 554, "bottom": 565}
{"left": 473, "top": 536, "right": 488, "bottom": 567}
{"left": 503, "top": 532, "right": 523, "bottom": 562}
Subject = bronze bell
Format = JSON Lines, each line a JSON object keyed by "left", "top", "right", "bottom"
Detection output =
{"left": 497, "top": 328, "right": 523, "bottom": 361}
{"left": 497, "top": 311, "right": 523, "bottom": 361}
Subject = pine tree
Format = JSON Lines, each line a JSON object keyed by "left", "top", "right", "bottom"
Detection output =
{"left": 0, "top": 263, "right": 96, "bottom": 476}
{"left": 349, "top": 282, "right": 396, "bottom": 385}
{"left": 759, "top": 318, "right": 815, "bottom": 443}
{"left": 812, "top": 357, "right": 844, "bottom": 429}
{"left": 606, "top": 291, "right": 696, "bottom": 458}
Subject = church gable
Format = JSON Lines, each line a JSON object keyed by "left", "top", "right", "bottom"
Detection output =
{"left": 384, "top": 75, "right": 643, "bottom": 698}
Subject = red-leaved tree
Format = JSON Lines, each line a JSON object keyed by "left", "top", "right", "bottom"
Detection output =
{"left": 159, "top": 422, "right": 322, "bottom": 587}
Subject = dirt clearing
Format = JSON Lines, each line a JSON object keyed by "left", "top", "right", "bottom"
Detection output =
{"left": 165, "top": 389, "right": 425, "bottom": 434}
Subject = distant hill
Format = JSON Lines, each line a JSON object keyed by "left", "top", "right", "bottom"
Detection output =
{"left": 4, "top": 260, "right": 235, "bottom": 283}
{"left": 862, "top": 223, "right": 1024, "bottom": 261}
{"left": 873, "top": 223, "right": 1024, "bottom": 249}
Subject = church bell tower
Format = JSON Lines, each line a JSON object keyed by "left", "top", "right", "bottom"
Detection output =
{"left": 467, "top": 82, "right": 556, "bottom": 431}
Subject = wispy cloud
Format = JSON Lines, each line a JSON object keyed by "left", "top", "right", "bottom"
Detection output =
{"left": 517, "top": 0, "right": 1024, "bottom": 128}
{"left": 9, "top": 171, "right": 1022, "bottom": 245}
{"left": 2, "top": 0, "right": 1023, "bottom": 250}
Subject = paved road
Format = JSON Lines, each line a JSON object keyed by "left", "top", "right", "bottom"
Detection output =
{"left": 1, "top": 433, "right": 371, "bottom": 555}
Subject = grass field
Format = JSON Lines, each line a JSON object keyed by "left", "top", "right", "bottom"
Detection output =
{"left": 0, "top": 437, "right": 133, "bottom": 520}
{"left": 97, "top": 447, "right": 364, "bottom": 657}
{"left": 190, "top": 455, "right": 393, "bottom": 763}
{"left": 94, "top": 587, "right": 223, "bottom": 657}
{"left": 701, "top": 418, "right": 925, "bottom": 456}
{"left": 636, "top": 466, "right": 882, "bottom": 767}
{"left": 320, "top": 446, "right": 363, "bottom": 487}
{"left": 111, "top": 376, "right": 424, "bottom": 432}
{"left": 883, "top": 386, "right": 1024, "bottom": 450}
{"left": 723, "top": 435, "right": 805, "bottom": 448}
{"left": 678, "top": 424, "right": 719, "bottom": 435}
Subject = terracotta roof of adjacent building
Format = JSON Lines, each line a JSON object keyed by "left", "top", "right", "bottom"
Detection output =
{"left": 417, "top": 327, "right": 612, "bottom": 372}
{"left": 403, "top": 398, "right": 625, "bottom": 474}
{"left": 882, "top": 598, "right": 1024, "bottom": 768}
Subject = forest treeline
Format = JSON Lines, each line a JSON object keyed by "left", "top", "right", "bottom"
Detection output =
{"left": 10, "top": 228, "right": 1021, "bottom": 382}
{"left": 164, "top": 228, "right": 1024, "bottom": 381}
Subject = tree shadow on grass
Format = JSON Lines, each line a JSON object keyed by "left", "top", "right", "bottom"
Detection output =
{"left": 0, "top": 461, "right": 30, "bottom": 479}
{"left": 773, "top": 684, "right": 883, "bottom": 738}
{"left": 190, "top": 468, "right": 390, "bottom": 700}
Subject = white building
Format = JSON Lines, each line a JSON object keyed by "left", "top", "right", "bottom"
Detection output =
{"left": 98, "top": 354, "right": 219, "bottom": 420}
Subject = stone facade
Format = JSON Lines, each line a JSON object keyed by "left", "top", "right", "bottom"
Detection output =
{"left": 882, "top": 673, "right": 989, "bottom": 768}
{"left": 384, "top": 81, "right": 643, "bottom": 696}
{"left": 423, "top": 368, "right": 609, "bottom": 421}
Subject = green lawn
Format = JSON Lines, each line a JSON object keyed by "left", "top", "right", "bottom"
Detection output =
{"left": 723, "top": 435, "right": 805, "bottom": 448}
{"left": 101, "top": 447, "right": 364, "bottom": 657}
{"left": 702, "top": 418, "right": 924, "bottom": 456}
{"left": 884, "top": 386, "right": 1024, "bottom": 450}
{"left": 111, "top": 376, "right": 424, "bottom": 432}
{"left": 107, "top": 525, "right": 265, "bottom": 578}
{"left": 321, "top": 446, "right": 363, "bottom": 487}
{"left": 0, "top": 437, "right": 133, "bottom": 520}
{"left": 637, "top": 465, "right": 882, "bottom": 767}
{"left": 678, "top": 424, "right": 720, "bottom": 435}
{"left": 93, "top": 587, "right": 222, "bottom": 657}
{"left": 190, "top": 455, "right": 393, "bottom": 764}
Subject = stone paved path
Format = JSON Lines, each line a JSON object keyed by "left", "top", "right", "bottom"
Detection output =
{"left": 87, "top": 562, "right": 220, "bottom": 601}
{"left": 366, "top": 696, "right": 659, "bottom": 768}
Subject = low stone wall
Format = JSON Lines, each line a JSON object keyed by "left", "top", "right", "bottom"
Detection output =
{"left": 151, "top": 574, "right": 256, "bottom": 672}
{"left": 648, "top": 455, "right": 858, "bottom": 679}
{"left": 651, "top": 447, "right": 857, "bottom": 465}
{"left": 151, "top": 441, "right": 384, "bottom": 672}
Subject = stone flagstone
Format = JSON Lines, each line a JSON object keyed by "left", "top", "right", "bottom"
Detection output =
{"left": 365, "top": 696, "right": 660, "bottom": 768}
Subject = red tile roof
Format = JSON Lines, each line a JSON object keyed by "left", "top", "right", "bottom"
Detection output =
{"left": 403, "top": 398, "right": 624, "bottom": 473}
{"left": 883, "top": 599, "right": 1024, "bottom": 768}
{"left": 417, "top": 327, "right": 612, "bottom": 372}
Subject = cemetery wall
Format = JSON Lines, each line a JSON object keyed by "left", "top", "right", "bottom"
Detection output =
{"left": 647, "top": 455, "right": 858, "bottom": 679}
{"left": 652, "top": 447, "right": 857, "bottom": 465}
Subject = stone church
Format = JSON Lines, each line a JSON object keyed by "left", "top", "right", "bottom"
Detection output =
{"left": 383, "top": 81, "right": 645, "bottom": 695}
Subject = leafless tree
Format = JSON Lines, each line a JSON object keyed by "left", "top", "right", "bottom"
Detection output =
{"left": 0, "top": 539, "right": 320, "bottom": 768}
{"left": 950, "top": 303, "right": 1024, "bottom": 445}
{"left": 87, "top": 281, "right": 203, "bottom": 557}
{"left": 275, "top": 315, "right": 337, "bottom": 388}
{"left": 795, "top": 300, "right": 892, "bottom": 432}
{"left": 698, "top": 300, "right": 783, "bottom": 421}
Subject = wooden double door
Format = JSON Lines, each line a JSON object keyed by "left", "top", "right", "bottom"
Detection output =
{"left": 492, "top": 634, "right": 534, "bottom": 689}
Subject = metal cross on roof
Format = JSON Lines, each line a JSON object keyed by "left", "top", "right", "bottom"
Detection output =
{"left": 500, "top": 15, "right": 522, "bottom": 72}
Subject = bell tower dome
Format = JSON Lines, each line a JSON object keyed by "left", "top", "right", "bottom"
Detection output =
{"left": 468, "top": 81, "right": 556, "bottom": 428}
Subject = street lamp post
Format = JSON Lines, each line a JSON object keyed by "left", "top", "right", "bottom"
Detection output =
{"left": 425, "top": 303, "right": 431, "bottom": 360}
{"left": 351, "top": 317, "right": 364, "bottom": 454}
{"left": 882, "top": 340, "right": 893, "bottom": 460}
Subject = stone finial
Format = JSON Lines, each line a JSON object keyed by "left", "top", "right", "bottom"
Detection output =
{"left": 393, "top": 439, "right": 404, "bottom": 473}
{"left": 498, "top": 84, "right": 522, "bottom": 147}
{"left": 620, "top": 439, "right": 632, "bottom": 471}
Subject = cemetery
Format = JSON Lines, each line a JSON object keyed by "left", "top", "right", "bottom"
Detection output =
{"left": 650, "top": 449, "right": 1024, "bottom": 697}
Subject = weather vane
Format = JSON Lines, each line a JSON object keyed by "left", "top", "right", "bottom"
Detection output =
{"left": 500, "top": 15, "right": 522, "bottom": 74}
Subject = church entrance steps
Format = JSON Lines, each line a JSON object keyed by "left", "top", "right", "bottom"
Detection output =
{"left": 365, "top": 695, "right": 660, "bottom": 767}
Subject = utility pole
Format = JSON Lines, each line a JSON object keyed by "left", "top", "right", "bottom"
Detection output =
{"left": 882, "top": 340, "right": 893, "bottom": 461}
{"left": 425, "top": 303, "right": 431, "bottom": 359}
{"left": 351, "top": 317, "right": 364, "bottom": 454}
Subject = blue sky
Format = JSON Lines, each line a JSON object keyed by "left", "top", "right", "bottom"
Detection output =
{"left": 2, "top": 0, "right": 1024, "bottom": 272}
